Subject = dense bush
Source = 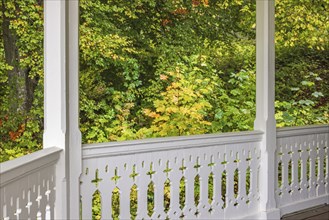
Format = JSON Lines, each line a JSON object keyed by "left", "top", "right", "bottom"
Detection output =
{"left": 0, "top": 0, "right": 328, "bottom": 162}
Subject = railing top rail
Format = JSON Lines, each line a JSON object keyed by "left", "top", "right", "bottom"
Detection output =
{"left": 0, "top": 147, "right": 62, "bottom": 187}
{"left": 82, "top": 130, "right": 263, "bottom": 159}
{"left": 277, "top": 124, "right": 329, "bottom": 138}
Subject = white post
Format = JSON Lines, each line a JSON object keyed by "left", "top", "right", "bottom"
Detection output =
{"left": 254, "top": 0, "right": 280, "bottom": 219}
{"left": 43, "top": 0, "right": 81, "bottom": 219}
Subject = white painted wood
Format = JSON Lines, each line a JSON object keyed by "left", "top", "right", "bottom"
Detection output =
{"left": 279, "top": 194, "right": 329, "bottom": 216}
{"left": 43, "top": 0, "right": 81, "bottom": 219}
{"left": 153, "top": 156, "right": 167, "bottom": 219}
{"left": 275, "top": 125, "right": 329, "bottom": 213}
{"left": 43, "top": 0, "right": 66, "bottom": 150}
{"left": 254, "top": 0, "right": 280, "bottom": 218}
{"left": 0, "top": 148, "right": 61, "bottom": 220}
{"left": 82, "top": 130, "right": 263, "bottom": 158}
{"left": 2, "top": 125, "right": 328, "bottom": 219}
{"left": 277, "top": 125, "right": 329, "bottom": 138}
{"left": 66, "top": 1, "right": 82, "bottom": 219}
{"left": 80, "top": 132, "right": 262, "bottom": 219}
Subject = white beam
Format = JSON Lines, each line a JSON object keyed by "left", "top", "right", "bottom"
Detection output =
{"left": 254, "top": 0, "right": 280, "bottom": 219}
{"left": 43, "top": 0, "right": 81, "bottom": 219}
{"left": 67, "top": 0, "right": 82, "bottom": 219}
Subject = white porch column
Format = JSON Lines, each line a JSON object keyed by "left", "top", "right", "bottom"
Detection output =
{"left": 254, "top": 0, "right": 280, "bottom": 219}
{"left": 43, "top": 0, "right": 81, "bottom": 219}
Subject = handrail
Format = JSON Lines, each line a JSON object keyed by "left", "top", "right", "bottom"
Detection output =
{"left": 82, "top": 130, "right": 263, "bottom": 159}
{"left": 0, "top": 147, "right": 62, "bottom": 186}
{"left": 277, "top": 124, "right": 329, "bottom": 138}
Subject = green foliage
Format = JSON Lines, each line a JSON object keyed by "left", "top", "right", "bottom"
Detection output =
{"left": 1, "top": 0, "right": 328, "bottom": 162}
{"left": 0, "top": 0, "right": 43, "bottom": 162}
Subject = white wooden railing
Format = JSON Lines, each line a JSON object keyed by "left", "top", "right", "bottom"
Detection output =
{"left": 81, "top": 131, "right": 263, "bottom": 219}
{"left": 0, "top": 147, "right": 62, "bottom": 220}
{"left": 276, "top": 125, "right": 329, "bottom": 215}
{"left": 1, "top": 125, "right": 328, "bottom": 220}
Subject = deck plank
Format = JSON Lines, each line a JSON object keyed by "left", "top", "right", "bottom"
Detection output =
{"left": 305, "top": 212, "right": 329, "bottom": 220}
{"left": 281, "top": 204, "right": 329, "bottom": 220}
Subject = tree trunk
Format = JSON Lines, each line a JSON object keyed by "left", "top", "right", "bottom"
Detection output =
{"left": 1, "top": 0, "right": 33, "bottom": 114}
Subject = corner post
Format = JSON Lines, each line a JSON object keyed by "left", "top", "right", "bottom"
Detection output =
{"left": 43, "top": 0, "right": 81, "bottom": 219}
{"left": 254, "top": 0, "right": 280, "bottom": 219}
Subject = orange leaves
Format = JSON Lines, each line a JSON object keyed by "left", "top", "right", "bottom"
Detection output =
{"left": 9, "top": 123, "right": 25, "bottom": 141}
{"left": 192, "top": 0, "right": 209, "bottom": 7}
{"left": 160, "top": 74, "right": 168, "bottom": 81}
{"left": 172, "top": 8, "right": 188, "bottom": 15}
{"left": 161, "top": 19, "right": 172, "bottom": 27}
{"left": 0, "top": 116, "right": 25, "bottom": 141}
{"left": 143, "top": 109, "right": 160, "bottom": 119}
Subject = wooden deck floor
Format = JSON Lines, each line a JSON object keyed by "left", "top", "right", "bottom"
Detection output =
{"left": 281, "top": 204, "right": 329, "bottom": 220}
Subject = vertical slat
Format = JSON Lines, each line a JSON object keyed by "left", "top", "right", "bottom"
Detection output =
{"left": 300, "top": 140, "right": 308, "bottom": 201}
{"left": 183, "top": 154, "right": 197, "bottom": 219}
{"left": 238, "top": 146, "right": 248, "bottom": 212}
{"left": 225, "top": 146, "right": 235, "bottom": 218}
{"left": 99, "top": 159, "right": 113, "bottom": 220}
{"left": 291, "top": 137, "right": 299, "bottom": 201}
{"left": 282, "top": 141, "right": 290, "bottom": 204}
{"left": 317, "top": 134, "right": 325, "bottom": 195}
{"left": 136, "top": 156, "right": 150, "bottom": 219}
{"left": 153, "top": 154, "right": 166, "bottom": 219}
{"left": 168, "top": 154, "right": 182, "bottom": 219}
{"left": 309, "top": 136, "right": 317, "bottom": 198}
{"left": 117, "top": 160, "right": 132, "bottom": 220}
{"left": 29, "top": 172, "right": 39, "bottom": 219}
{"left": 198, "top": 152, "right": 211, "bottom": 219}
{"left": 39, "top": 169, "right": 49, "bottom": 220}
{"left": 250, "top": 147, "right": 259, "bottom": 210}
{"left": 210, "top": 151, "right": 224, "bottom": 219}
{"left": 275, "top": 140, "right": 282, "bottom": 206}
{"left": 80, "top": 161, "right": 93, "bottom": 220}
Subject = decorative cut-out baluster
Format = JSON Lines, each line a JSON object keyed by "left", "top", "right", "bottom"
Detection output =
{"left": 92, "top": 190, "right": 101, "bottom": 220}
{"left": 324, "top": 154, "right": 328, "bottom": 180}
{"left": 111, "top": 167, "right": 121, "bottom": 184}
{"left": 179, "top": 177, "right": 186, "bottom": 211}
{"left": 208, "top": 155, "right": 215, "bottom": 168}
{"left": 208, "top": 172, "right": 214, "bottom": 205}
{"left": 26, "top": 190, "right": 32, "bottom": 216}
{"left": 147, "top": 163, "right": 156, "bottom": 179}
{"left": 91, "top": 169, "right": 103, "bottom": 187}
{"left": 164, "top": 179, "right": 171, "bottom": 214}
{"left": 307, "top": 157, "right": 311, "bottom": 182}
{"left": 315, "top": 157, "right": 319, "bottom": 179}
{"left": 246, "top": 166, "right": 251, "bottom": 196}
{"left": 147, "top": 182, "right": 155, "bottom": 217}
{"left": 194, "top": 175, "right": 200, "bottom": 214}
{"left": 112, "top": 187, "right": 120, "bottom": 220}
{"left": 146, "top": 162, "right": 156, "bottom": 218}
{"left": 193, "top": 157, "right": 201, "bottom": 216}
{"left": 129, "top": 164, "right": 139, "bottom": 219}
{"left": 14, "top": 198, "right": 21, "bottom": 219}
{"left": 234, "top": 169, "right": 239, "bottom": 201}
{"left": 130, "top": 165, "right": 139, "bottom": 181}
{"left": 180, "top": 159, "right": 187, "bottom": 172}
{"left": 233, "top": 152, "right": 240, "bottom": 205}
{"left": 221, "top": 171, "right": 227, "bottom": 209}
{"left": 298, "top": 159, "right": 302, "bottom": 184}
{"left": 130, "top": 184, "right": 138, "bottom": 220}
{"left": 288, "top": 160, "right": 292, "bottom": 186}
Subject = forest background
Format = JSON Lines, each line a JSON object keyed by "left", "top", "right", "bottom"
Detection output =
{"left": 0, "top": 0, "right": 328, "bottom": 162}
